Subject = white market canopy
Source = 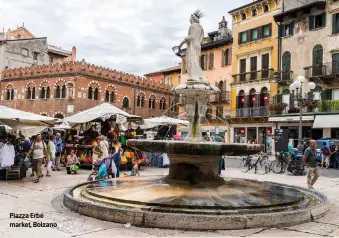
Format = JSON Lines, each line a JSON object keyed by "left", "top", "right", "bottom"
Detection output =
{"left": 143, "top": 116, "right": 189, "bottom": 127}
{"left": 0, "top": 105, "right": 57, "bottom": 130}
{"left": 64, "top": 103, "right": 141, "bottom": 125}
{"left": 313, "top": 115, "right": 339, "bottom": 128}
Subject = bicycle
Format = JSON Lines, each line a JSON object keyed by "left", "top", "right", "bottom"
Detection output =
{"left": 271, "top": 151, "right": 289, "bottom": 174}
{"left": 240, "top": 152, "right": 270, "bottom": 175}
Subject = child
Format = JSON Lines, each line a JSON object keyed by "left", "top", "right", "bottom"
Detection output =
{"left": 124, "top": 159, "right": 139, "bottom": 177}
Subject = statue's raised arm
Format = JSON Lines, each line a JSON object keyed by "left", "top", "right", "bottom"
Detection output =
{"left": 172, "top": 10, "right": 206, "bottom": 83}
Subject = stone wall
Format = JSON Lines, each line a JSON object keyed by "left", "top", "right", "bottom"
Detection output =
{"left": 0, "top": 38, "right": 49, "bottom": 70}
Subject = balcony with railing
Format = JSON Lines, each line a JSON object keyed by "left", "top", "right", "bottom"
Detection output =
{"left": 276, "top": 70, "right": 294, "bottom": 85}
{"left": 232, "top": 68, "right": 274, "bottom": 84}
{"left": 231, "top": 106, "right": 269, "bottom": 118}
{"left": 209, "top": 91, "right": 231, "bottom": 103}
{"left": 304, "top": 62, "right": 339, "bottom": 84}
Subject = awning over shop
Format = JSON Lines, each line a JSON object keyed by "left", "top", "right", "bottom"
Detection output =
{"left": 268, "top": 115, "right": 314, "bottom": 122}
{"left": 313, "top": 115, "right": 339, "bottom": 128}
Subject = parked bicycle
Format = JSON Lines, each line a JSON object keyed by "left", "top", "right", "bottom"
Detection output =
{"left": 271, "top": 152, "right": 305, "bottom": 175}
{"left": 271, "top": 151, "right": 289, "bottom": 174}
{"left": 240, "top": 152, "right": 270, "bottom": 175}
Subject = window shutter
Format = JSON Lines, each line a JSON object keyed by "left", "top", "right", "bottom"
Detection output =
{"left": 309, "top": 15, "right": 315, "bottom": 30}
{"left": 290, "top": 22, "right": 295, "bottom": 35}
{"left": 279, "top": 24, "right": 283, "bottom": 37}
{"left": 204, "top": 54, "right": 208, "bottom": 71}
{"left": 238, "top": 32, "right": 242, "bottom": 44}
{"left": 247, "top": 30, "right": 252, "bottom": 42}
{"left": 333, "top": 14, "right": 337, "bottom": 34}
{"left": 221, "top": 50, "right": 225, "bottom": 67}
{"left": 258, "top": 26, "right": 263, "bottom": 39}
{"left": 268, "top": 23, "right": 272, "bottom": 37}
{"left": 228, "top": 48, "right": 232, "bottom": 65}
{"left": 322, "top": 12, "right": 326, "bottom": 27}
{"left": 289, "top": 93, "right": 294, "bottom": 109}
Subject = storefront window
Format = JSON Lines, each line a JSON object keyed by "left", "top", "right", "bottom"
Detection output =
{"left": 234, "top": 128, "right": 246, "bottom": 143}
{"left": 247, "top": 128, "right": 257, "bottom": 143}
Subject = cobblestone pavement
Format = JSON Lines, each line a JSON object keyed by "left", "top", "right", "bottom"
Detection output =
{"left": 0, "top": 158, "right": 338, "bottom": 237}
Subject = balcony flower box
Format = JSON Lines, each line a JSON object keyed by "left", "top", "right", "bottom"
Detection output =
{"left": 268, "top": 103, "right": 287, "bottom": 115}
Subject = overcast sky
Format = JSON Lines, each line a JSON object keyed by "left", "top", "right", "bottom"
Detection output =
{"left": 0, "top": 0, "right": 249, "bottom": 76}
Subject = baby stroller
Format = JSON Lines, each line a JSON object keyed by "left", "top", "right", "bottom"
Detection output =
{"left": 87, "top": 157, "right": 117, "bottom": 181}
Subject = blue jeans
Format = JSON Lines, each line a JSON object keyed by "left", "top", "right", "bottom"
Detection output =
{"left": 114, "top": 158, "right": 121, "bottom": 178}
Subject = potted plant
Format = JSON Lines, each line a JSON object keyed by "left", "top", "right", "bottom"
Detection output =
{"left": 268, "top": 103, "right": 288, "bottom": 115}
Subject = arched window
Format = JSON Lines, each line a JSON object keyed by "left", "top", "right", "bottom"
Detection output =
{"left": 282, "top": 51, "right": 291, "bottom": 80}
{"left": 110, "top": 91, "right": 115, "bottom": 103}
{"left": 40, "top": 86, "right": 50, "bottom": 99}
{"left": 252, "top": 9, "right": 257, "bottom": 17}
{"left": 27, "top": 86, "right": 35, "bottom": 100}
{"left": 312, "top": 44, "right": 323, "bottom": 76}
{"left": 282, "top": 89, "right": 291, "bottom": 110}
{"left": 40, "top": 87, "right": 45, "bottom": 99}
{"left": 260, "top": 87, "right": 269, "bottom": 107}
{"left": 94, "top": 88, "right": 99, "bottom": 100}
{"left": 242, "top": 13, "right": 247, "bottom": 20}
{"left": 56, "top": 85, "right": 61, "bottom": 99}
{"left": 249, "top": 88, "right": 257, "bottom": 108}
{"left": 61, "top": 85, "right": 66, "bottom": 99}
{"left": 149, "top": 96, "right": 156, "bottom": 109}
{"left": 264, "top": 4, "right": 269, "bottom": 12}
{"left": 54, "top": 113, "right": 64, "bottom": 119}
{"left": 122, "top": 97, "right": 129, "bottom": 109}
{"left": 7, "top": 89, "right": 14, "bottom": 101}
{"left": 237, "top": 90, "right": 245, "bottom": 109}
{"left": 46, "top": 87, "right": 50, "bottom": 99}
{"left": 88, "top": 86, "right": 93, "bottom": 100}
{"left": 159, "top": 98, "right": 166, "bottom": 111}
{"left": 105, "top": 90, "right": 110, "bottom": 102}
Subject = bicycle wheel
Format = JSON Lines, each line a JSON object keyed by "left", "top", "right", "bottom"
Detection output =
{"left": 271, "top": 160, "right": 283, "bottom": 174}
{"left": 257, "top": 158, "right": 270, "bottom": 175}
{"left": 240, "top": 158, "right": 250, "bottom": 173}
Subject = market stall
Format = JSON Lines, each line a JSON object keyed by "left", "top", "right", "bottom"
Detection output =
{"left": 63, "top": 103, "right": 142, "bottom": 168}
{"left": 0, "top": 106, "right": 57, "bottom": 180}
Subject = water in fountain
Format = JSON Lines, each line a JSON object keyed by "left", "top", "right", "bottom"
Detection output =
{"left": 63, "top": 10, "right": 329, "bottom": 230}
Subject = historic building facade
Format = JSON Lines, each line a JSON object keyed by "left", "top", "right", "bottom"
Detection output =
{"left": 228, "top": 0, "right": 281, "bottom": 150}
{"left": 0, "top": 25, "right": 75, "bottom": 70}
{"left": 272, "top": 0, "right": 339, "bottom": 141}
{"left": 0, "top": 62, "right": 177, "bottom": 119}
{"left": 179, "top": 16, "right": 233, "bottom": 141}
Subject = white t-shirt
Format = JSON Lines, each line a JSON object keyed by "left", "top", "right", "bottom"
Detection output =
{"left": 32, "top": 141, "right": 46, "bottom": 160}
{"left": 100, "top": 140, "right": 109, "bottom": 159}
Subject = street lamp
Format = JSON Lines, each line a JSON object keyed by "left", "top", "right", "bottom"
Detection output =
{"left": 289, "top": 76, "right": 316, "bottom": 157}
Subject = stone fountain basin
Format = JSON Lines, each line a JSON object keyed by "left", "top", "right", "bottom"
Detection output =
{"left": 127, "top": 139, "right": 263, "bottom": 156}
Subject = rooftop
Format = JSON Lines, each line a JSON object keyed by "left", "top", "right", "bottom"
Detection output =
{"left": 228, "top": 0, "right": 264, "bottom": 14}
{"left": 274, "top": 1, "right": 326, "bottom": 22}
{"left": 144, "top": 65, "right": 181, "bottom": 76}
{"left": 47, "top": 44, "right": 72, "bottom": 56}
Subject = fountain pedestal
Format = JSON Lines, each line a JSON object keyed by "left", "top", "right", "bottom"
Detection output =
{"left": 167, "top": 154, "right": 221, "bottom": 182}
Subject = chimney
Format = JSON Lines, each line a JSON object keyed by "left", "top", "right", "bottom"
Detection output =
{"left": 71, "top": 46, "right": 76, "bottom": 61}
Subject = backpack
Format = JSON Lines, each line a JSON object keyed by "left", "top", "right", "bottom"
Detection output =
{"left": 323, "top": 147, "right": 330, "bottom": 156}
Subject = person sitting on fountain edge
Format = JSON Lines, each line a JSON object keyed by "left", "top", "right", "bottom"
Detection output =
{"left": 124, "top": 159, "right": 139, "bottom": 177}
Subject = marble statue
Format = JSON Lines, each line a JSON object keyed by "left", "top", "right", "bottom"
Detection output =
{"left": 173, "top": 10, "right": 205, "bottom": 83}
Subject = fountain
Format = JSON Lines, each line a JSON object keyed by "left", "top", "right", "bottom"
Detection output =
{"left": 64, "top": 10, "right": 329, "bottom": 230}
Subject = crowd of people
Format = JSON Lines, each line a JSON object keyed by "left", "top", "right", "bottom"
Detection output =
{"left": 21, "top": 133, "right": 140, "bottom": 183}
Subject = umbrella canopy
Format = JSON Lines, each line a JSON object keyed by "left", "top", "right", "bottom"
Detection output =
{"left": 0, "top": 105, "right": 57, "bottom": 129}
{"left": 53, "top": 120, "right": 72, "bottom": 130}
{"left": 64, "top": 103, "right": 140, "bottom": 125}
{"left": 144, "top": 116, "right": 189, "bottom": 127}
